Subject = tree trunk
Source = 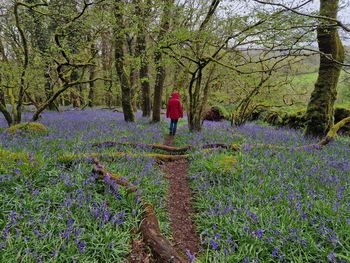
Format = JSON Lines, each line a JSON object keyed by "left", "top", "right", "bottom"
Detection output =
{"left": 70, "top": 70, "right": 81, "bottom": 108}
{"left": 27, "top": 1, "right": 57, "bottom": 111}
{"left": 188, "top": 66, "right": 204, "bottom": 131}
{"left": 152, "top": 0, "right": 173, "bottom": 122}
{"left": 0, "top": 37, "right": 7, "bottom": 62}
{"left": 88, "top": 73, "right": 95, "bottom": 107}
{"left": 126, "top": 36, "right": 138, "bottom": 112}
{"left": 44, "top": 68, "right": 57, "bottom": 111}
{"left": 152, "top": 52, "right": 166, "bottom": 122}
{"left": 186, "top": 0, "right": 221, "bottom": 131}
{"left": 305, "top": 0, "right": 345, "bottom": 137}
{"left": 0, "top": 89, "right": 13, "bottom": 127}
{"left": 114, "top": 0, "right": 135, "bottom": 122}
{"left": 137, "top": 33, "right": 151, "bottom": 117}
{"left": 130, "top": 71, "right": 138, "bottom": 112}
{"left": 135, "top": 0, "right": 151, "bottom": 117}
{"left": 88, "top": 41, "right": 96, "bottom": 107}
{"left": 14, "top": 2, "right": 30, "bottom": 124}
{"left": 101, "top": 31, "right": 113, "bottom": 107}
{"left": 32, "top": 82, "right": 71, "bottom": 121}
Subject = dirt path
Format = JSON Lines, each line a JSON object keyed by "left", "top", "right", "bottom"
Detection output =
{"left": 128, "top": 134, "right": 199, "bottom": 262}
{"left": 162, "top": 135, "right": 200, "bottom": 259}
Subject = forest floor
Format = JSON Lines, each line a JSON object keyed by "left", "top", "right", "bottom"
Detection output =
{"left": 1, "top": 109, "right": 350, "bottom": 262}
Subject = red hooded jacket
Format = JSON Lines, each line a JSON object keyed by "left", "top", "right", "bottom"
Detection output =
{"left": 166, "top": 92, "right": 183, "bottom": 119}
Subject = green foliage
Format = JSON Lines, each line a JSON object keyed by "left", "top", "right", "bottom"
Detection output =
{"left": 0, "top": 147, "right": 29, "bottom": 162}
{"left": 203, "top": 152, "right": 237, "bottom": 174}
{"left": 0, "top": 147, "right": 41, "bottom": 174}
{"left": 5, "top": 122, "right": 48, "bottom": 135}
{"left": 213, "top": 105, "right": 230, "bottom": 120}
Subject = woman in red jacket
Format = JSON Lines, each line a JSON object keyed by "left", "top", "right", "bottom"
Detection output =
{"left": 166, "top": 91, "right": 183, "bottom": 135}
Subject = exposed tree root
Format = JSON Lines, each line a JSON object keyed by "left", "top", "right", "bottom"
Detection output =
{"left": 92, "top": 158, "right": 188, "bottom": 263}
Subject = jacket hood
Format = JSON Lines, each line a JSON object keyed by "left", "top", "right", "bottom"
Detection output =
{"left": 171, "top": 92, "right": 180, "bottom": 100}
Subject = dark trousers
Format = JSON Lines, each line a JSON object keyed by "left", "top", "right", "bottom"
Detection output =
{"left": 169, "top": 119, "right": 178, "bottom": 135}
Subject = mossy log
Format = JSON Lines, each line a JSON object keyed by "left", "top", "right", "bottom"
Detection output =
{"left": 92, "top": 157, "right": 139, "bottom": 194}
{"left": 92, "top": 158, "right": 188, "bottom": 263}
{"left": 58, "top": 152, "right": 188, "bottom": 165}
{"left": 92, "top": 141, "right": 241, "bottom": 153}
{"left": 140, "top": 203, "right": 188, "bottom": 263}
{"left": 318, "top": 116, "right": 350, "bottom": 146}
{"left": 202, "top": 143, "right": 241, "bottom": 151}
{"left": 93, "top": 141, "right": 191, "bottom": 153}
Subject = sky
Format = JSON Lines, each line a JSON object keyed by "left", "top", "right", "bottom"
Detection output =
{"left": 1, "top": 0, "right": 350, "bottom": 43}
{"left": 293, "top": 0, "right": 350, "bottom": 29}
{"left": 288, "top": 0, "right": 350, "bottom": 44}
{"left": 227, "top": 0, "right": 350, "bottom": 45}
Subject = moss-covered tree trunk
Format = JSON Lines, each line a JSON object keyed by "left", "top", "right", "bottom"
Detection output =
{"left": 305, "top": 0, "right": 345, "bottom": 137}
{"left": 114, "top": 0, "right": 135, "bottom": 122}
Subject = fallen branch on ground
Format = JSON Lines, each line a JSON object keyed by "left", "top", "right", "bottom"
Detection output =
{"left": 92, "top": 158, "right": 188, "bottom": 263}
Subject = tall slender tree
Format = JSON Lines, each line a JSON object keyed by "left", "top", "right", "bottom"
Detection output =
{"left": 152, "top": 0, "right": 173, "bottom": 122}
{"left": 114, "top": 0, "right": 135, "bottom": 122}
{"left": 135, "top": 0, "right": 152, "bottom": 117}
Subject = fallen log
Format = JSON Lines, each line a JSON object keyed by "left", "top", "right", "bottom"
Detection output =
{"left": 58, "top": 152, "right": 188, "bottom": 165}
{"left": 92, "top": 141, "right": 241, "bottom": 153}
{"left": 92, "top": 141, "right": 191, "bottom": 153}
{"left": 202, "top": 143, "right": 241, "bottom": 151}
{"left": 92, "top": 158, "right": 188, "bottom": 263}
{"left": 318, "top": 116, "right": 350, "bottom": 146}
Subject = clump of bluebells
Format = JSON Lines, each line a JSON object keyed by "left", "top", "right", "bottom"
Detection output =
{"left": 0, "top": 109, "right": 169, "bottom": 262}
{"left": 188, "top": 123, "right": 350, "bottom": 262}
{"left": 0, "top": 162, "right": 136, "bottom": 262}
